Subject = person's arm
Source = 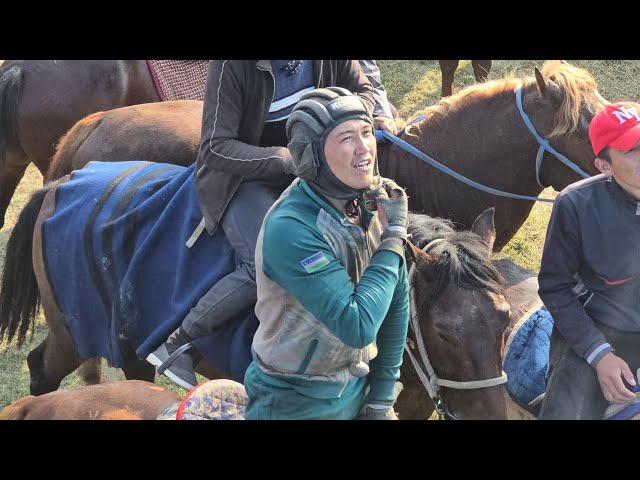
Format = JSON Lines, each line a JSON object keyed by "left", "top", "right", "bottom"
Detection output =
{"left": 262, "top": 214, "right": 404, "bottom": 350}
{"left": 334, "top": 60, "right": 376, "bottom": 117}
{"left": 366, "top": 262, "right": 409, "bottom": 404}
{"left": 538, "top": 193, "right": 612, "bottom": 367}
{"left": 358, "top": 60, "right": 394, "bottom": 120}
{"left": 197, "top": 60, "right": 294, "bottom": 180}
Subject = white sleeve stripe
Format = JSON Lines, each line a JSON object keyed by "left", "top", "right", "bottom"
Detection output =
{"left": 586, "top": 343, "right": 612, "bottom": 364}
{"left": 208, "top": 60, "right": 283, "bottom": 163}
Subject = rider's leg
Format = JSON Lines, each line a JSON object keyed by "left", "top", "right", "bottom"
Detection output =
{"left": 538, "top": 326, "right": 608, "bottom": 419}
{"left": 147, "top": 180, "right": 282, "bottom": 389}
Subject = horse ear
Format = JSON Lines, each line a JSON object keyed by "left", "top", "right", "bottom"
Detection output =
{"left": 406, "top": 241, "right": 435, "bottom": 267}
{"left": 534, "top": 67, "right": 547, "bottom": 96}
{"left": 471, "top": 207, "right": 496, "bottom": 255}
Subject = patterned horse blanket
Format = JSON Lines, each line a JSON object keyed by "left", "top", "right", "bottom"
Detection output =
{"left": 42, "top": 161, "right": 257, "bottom": 381}
{"left": 146, "top": 60, "right": 209, "bottom": 101}
{"left": 503, "top": 307, "right": 554, "bottom": 415}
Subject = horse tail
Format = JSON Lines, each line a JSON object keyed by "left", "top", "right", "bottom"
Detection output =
{"left": 0, "top": 186, "right": 48, "bottom": 347}
{"left": 47, "top": 111, "right": 106, "bottom": 182}
{"left": 0, "top": 64, "right": 24, "bottom": 164}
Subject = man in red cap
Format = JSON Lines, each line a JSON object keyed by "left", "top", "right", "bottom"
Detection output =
{"left": 538, "top": 101, "right": 640, "bottom": 419}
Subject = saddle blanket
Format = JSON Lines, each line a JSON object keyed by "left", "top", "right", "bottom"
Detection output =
{"left": 43, "top": 161, "right": 257, "bottom": 381}
{"left": 146, "top": 60, "right": 209, "bottom": 101}
{"left": 503, "top": 307, "right": 553, "bottom": 414}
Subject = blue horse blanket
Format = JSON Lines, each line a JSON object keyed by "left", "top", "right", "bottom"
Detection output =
{"left": 42, "top": 161, "right": 257, "bottom": 382}
{"left": 503, "top": 307, "right": 554, "bottom": 414}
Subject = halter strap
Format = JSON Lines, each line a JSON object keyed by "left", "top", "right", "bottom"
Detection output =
{"left": 515, "top": 85, "right": 591, "bottom": 187}
{"left": 406, "top": 239, "right": 508, "bottom": 418}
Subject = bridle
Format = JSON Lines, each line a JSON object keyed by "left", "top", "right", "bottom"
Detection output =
{"left": 405, "top": 238, "right": 508, "bottom": 420}
{"left": 514, "top": 85, "right": 591, "bottom": 188}
{"left": 377, "top": 85, "right": 594, "bottom": 204}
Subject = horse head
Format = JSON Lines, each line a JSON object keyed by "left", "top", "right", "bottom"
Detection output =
{"left": 525, "top": 60, "right": 610, "bottom": 190}
{"left": 405, "top": 208, "right": 511, "bottom": 419}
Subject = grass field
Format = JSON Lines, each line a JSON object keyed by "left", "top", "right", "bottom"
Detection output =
{"left": 0, "top": 60, "right": 638, "bottom": 411}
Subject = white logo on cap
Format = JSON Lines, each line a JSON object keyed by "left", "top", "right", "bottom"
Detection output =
{"left": 613, "top": 106, "right": 640, "bottom": 125}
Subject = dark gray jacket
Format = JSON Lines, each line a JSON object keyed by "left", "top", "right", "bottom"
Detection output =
{"left": 538, "top": 174, "right": 640, "bottom": 367}
{"left": 195, "top": 60, "right": 376, "bottom": 233}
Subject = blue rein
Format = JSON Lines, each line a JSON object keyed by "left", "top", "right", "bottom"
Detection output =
{"left": 376, "top": 86, "right": 591, "bottom": 203}
{"left": 514, "top": 85, "right": 590, "bottom": 187}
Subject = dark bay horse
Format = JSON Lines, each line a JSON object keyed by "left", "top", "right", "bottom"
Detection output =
{"left": 49, "top": 61, "right": 607, "bottom": 250}
{"left": 0, "top": 159, "right": 518, "bottom": 419}
{"left": 439, "top": 60, "right": 493, "bottom": 97}
{"left": 0, "top": 60, "right": 161, "bottom": 229}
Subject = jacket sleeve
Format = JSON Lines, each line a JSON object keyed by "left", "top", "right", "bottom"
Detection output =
{"left": 335, "top": 60, "right": 376, "bottom": 116}
{"left": 538, "top": 194, "right": 613, "bottom": 367}
{"left": 358, "top": 60, "right": 394, "bottom": 120}
{"left": 262, "top": 214, "right": 405, "bottom": 350}
{"left": 366, "top": 262, "right": 409, "bottom": 404}
{"left": 197, "top": 60, "right": 293, "bottom": 180}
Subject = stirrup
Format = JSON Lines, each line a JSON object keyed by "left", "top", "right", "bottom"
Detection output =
{"left": 157, "top": 343, "right": 194, "bottom": 376}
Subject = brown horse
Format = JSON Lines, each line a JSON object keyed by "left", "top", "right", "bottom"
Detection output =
{"left": 439, "top": 60, "right": 492, "bottom": 97}
{"left": 0, "top": 380, "right": 179, "bottom": 420}
{"left": 0, "top": 164, "right": 519, "bottom": 419}
{"left": 0, "top": 60, "right": 164, "bottom": 230}
{"left": 49, "top": 61, "right": 606, "bottom": 250}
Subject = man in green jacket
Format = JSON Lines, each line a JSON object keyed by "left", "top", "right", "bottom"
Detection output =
{"left": 147, "top": 61, "right": 382, "bottom": 389}
{"left": 244, "top": 87, "right": 410, "bottom": 419}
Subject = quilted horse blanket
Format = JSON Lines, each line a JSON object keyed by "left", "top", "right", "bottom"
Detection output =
{"left": 42, "top": 161, "right": 257, "bottom": 382}
{"left": 146, "top": 60, "right": 209, "bottom": 101}
{"left": 503, "top": 306, "right": 553, "bottom": 415}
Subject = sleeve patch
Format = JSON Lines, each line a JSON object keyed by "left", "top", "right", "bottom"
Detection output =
{"left": 300, "top": 251, "right": 330, "bottom": 273}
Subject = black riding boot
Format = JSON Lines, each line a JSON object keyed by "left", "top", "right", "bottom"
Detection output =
{"left": 146, "top": 327, "right": 198, "bottom": 389}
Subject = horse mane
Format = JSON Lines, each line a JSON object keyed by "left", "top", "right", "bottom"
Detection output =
{"left": 401, "top": 60, "right": 597, "bottom": 140}
{"left": 407, "top": 212, "right": 504, "bottom": 309}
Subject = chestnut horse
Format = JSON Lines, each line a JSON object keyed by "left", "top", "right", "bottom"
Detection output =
{"left": 0, "top": 60, "right": 164, "bottom": 230}
{"left": 439, "top": 60, "right": 492, "bottom": 97}
{"left": 0, "top": 380, "right": 179, "bottom": 420}
{"left": 49, "top": 61, "right": 607, "bottom": 251}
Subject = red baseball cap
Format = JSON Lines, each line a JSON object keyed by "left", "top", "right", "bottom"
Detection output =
{"left": 589, "top": 102, "right": 640, "bottom": 156}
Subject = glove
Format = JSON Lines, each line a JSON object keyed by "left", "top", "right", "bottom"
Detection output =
{"left": 357, "top": 403, "right": 399, "bottom": 420}
{"left": 364, "top": 178, "right": 408, "bottom": 242}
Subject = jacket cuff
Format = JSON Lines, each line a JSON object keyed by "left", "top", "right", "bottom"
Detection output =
{"left": 376, "top": 238, "right": 406, "bottom": 265}
{"left": 585, "top": 342, "right": 614, "bottom": 367}
{"left": 367, "top": 379, "right": 399, "bottom": 405}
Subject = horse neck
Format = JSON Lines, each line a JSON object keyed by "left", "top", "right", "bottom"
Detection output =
{"left": 493, "top": 257, "right": 542, "bottom": 336}
{"left": 378, "top": 91, "right": 548, "bottom": 211}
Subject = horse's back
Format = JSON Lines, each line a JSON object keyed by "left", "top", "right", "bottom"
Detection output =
{"left": 0, "top": 380, "right": 180, "bottom": 420}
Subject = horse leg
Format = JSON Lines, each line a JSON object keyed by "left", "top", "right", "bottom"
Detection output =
{"left": 0, "top": 148, "right": 29, "bottom": 230}
{"left": 438, "top": 60, "right": 459, "bottom": 97}
{"left": 122, "top": 358, "right": 156, "bottom": 382}
{"left": 27, "top": 330, "right": 82, "bottom": 395}
{"left": 471, "top": 60, "right": 492, "bottom": 82}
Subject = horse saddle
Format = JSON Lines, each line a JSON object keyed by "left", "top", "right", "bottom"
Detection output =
{"left": 156, "top": 379, "right": 248, "bottom": 420}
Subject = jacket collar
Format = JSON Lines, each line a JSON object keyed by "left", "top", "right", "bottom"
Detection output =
{"left": 298, "top": 180, "right": 375, "bottom": 228}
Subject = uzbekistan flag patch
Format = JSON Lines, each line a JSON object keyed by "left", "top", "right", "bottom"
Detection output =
{"left": 300, "top": 251, "right": 330, "bottom": 273}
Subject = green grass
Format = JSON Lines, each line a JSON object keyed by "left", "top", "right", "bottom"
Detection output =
{"left": 1, "top": 60, "right": 639, "bottom": 411}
